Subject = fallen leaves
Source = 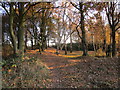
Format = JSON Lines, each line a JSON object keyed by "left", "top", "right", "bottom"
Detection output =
{"left": 39, "top": 49, "right": 119, "bottom": 88}
{"left": 2, "top": 48, "right": 119, "bottom": 88}
{"left": 2, "top": 54, "right": 50, "bottom": 88}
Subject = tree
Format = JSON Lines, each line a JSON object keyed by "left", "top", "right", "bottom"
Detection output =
{"left": 9, "top": 3, "right": 17, "bottom": 55}
{"left": 70, "top": 2, "right": 88, "bottom": 56}
{"left": 105, "top": 2, "right": 120, "bottom": 57}
{"left": 15, "top": 2, "right": 40, "bottom": 56}
{"left": 2, "top": 3, "right": 17, "bottom": 55}
{"left": 17, "top": 2, "right": 25, "bottom": 55}
{"left": 1, "top": 2, "right": 41, "bottom": 56}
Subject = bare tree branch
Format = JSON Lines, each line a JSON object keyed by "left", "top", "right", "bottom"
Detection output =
{"left": 115, "top": 26, "right": 120, "bottom": 31}
{"left": 23, "top": 2, "right": 40, "bottom": 16}
{"left": 70, "top": 2, "right": 80, "bottom": 10}
{"left": 2, "top": 3, "right": 10, "bottom": 16}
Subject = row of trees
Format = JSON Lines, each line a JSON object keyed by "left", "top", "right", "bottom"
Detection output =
{"left": 1, "top": 1, "right": 120, "bottom": 57}
{"left": 2, "top": 2, "right": 54, "bottom": 57}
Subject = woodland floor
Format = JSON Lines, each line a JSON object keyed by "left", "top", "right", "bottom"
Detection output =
{"left": 2, "top": 48, "right": 120, "bottom": 88}
{"left": 26, "top": 48, "right": 119, "bottom": 88}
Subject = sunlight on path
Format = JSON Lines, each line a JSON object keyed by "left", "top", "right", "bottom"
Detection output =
{"left": 45, "top": 48, "right": 82, "bottom": 58}
{"left": 25, "top": 48, "right": 119, "bottom": 88}
{"left": 26, "top": 48, "right": 84, "bottom": 88}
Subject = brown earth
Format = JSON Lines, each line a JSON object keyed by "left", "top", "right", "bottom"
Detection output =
{"left": 26, "top": 48, "right": 119, "bottom": 88}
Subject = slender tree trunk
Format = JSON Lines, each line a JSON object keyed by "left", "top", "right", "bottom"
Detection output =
{"left": 33, "top": 26, "right": 37, "bottom": 46}
{"left": 38, "top": 41, "right": 42, "bottom": 54}
{"left": 70, "top": 38, "right": 72, "bottom": 53}
{"left": 70, "top": 29, "right": 73, "bottom": 53}
{"left": 45, "top": 40, "right": 47, "bottom": 49}
{"left": 9, "top": 3, "right": 17, "bottom": 55}
{"left": 47, "top": 37, "right": 50, "bottom": 47}
{"left": 31, "top": 6, "right": 37, "bottom": 46}
{"left": 64, "top": 33, "right": 67, "bottom": 55}
{"left": 2, "top": 30, "right": 5, "bottom": 44}
{"left": 103, "top": 39, "right": 106, "bottom": 52}
{"left": 65, "top": 44, "right": 67, "bottom": 55}
{"left": 92, "top": 34, "right": 96, "bottom": 56}
{"left": 109, "top": 34, "right": 112, "bottom": 57}
{"left": 80, "top": 2, "right": 88, "bottom": 56}
{"left": 118, "top": 33, "right": 120, "bottom": 57}
{"left": 76, "top": 38, "right": 80, "bottom": 51}
{"left": 69, "top": 21, "right": 72, "bottom": 53}
{"left": 111, "top": 30, "right": 116, "bottom": 57}
{"left": 63, "top": 3, "right": 67, "bottom": 55}
{"left": 56, "top": 42, "right": 59, "bottom": 55}
{"left": 24, "top": 29, "right": 27, "bottom": 52}
{"left": 31, "top": 36, "right": 33, "bottom": 50}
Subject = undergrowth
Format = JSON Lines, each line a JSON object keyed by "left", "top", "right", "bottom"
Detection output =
{"left": 2, "top": 55, "right": 50, "bottom": 88}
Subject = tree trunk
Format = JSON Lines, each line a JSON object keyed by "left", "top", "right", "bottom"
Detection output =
{"left": 31, "top": 6, "right": 37, "bottom": 46}
{"left": 33, "top": 26, "right": 37, "bottom": 46}
{"left": 18, "top": 2, "right": 25, "bottom": 56}
{"left": 47, "top": 37, "right": 50, "bottom": 47}
{"left": 9, "top": 3, "right": 17, "bottom": 55}
{"left": 31, "top": 36, "right": 33, "bottom": 50}
{"left": 70, "top": 29, "right": 73, "bottom": 53}
{"left": 80, "top": 2, "right": 88, "bottom": 56}
{"left": 92, "top": 34, "right": 96, "bottom": 55}
{"left": 103, "top": 39, "right": 106, "bottom": 52}
{"left": 25, "top": 29, "right": 27, "bottom": 51}
{"left": 18, "top": 19, "right": 24, "bottom": 55}
{"left": 33, "top": 24, "right": 37, "bottom": 46}
{"left": 2, "top": 30, "right": 5, "bottom": 44}
{"left": 105, "top": 2, "right": 119, "bottom": 57}
{"left": 111, "top": 30, "right": 116, "bottom": 57}
{"left": 40, "top": 9, "right": 46, "bottom": 51}
{"left": 64, "top": 34, "right": 67, "bottom": 55}
{"left": 38, "top": 41, "right": 42, "bottom": 54}
{"left": 65, "top": 44, "right": 67, "bottom": 55}
{"left": 56, "top": 42, "right": 59, "bottom": 55}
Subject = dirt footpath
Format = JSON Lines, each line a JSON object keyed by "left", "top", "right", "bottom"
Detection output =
{"left": 36, "top": 48, "right": 119, "bottom": 88}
